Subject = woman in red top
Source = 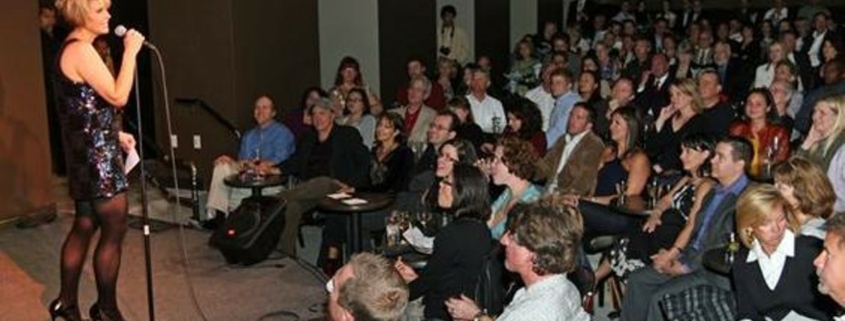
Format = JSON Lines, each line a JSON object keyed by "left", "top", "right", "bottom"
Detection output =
{"left": 729, "top": 88, "right": 790, "bottom": 178}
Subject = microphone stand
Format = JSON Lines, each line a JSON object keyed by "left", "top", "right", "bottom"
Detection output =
{"left": 132, "top": 66, "right": 157, "bottom": 321}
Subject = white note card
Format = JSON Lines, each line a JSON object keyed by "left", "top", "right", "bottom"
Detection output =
{"left": 124, "top": 149, "right": 140, "bottom": 174}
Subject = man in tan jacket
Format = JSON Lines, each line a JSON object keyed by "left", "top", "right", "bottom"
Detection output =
{"left": 535, "top": 102, "right": 604, "bottom": 197}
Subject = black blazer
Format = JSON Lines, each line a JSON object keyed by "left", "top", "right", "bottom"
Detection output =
{"left": 732, "top": 235, "right": 834, "bottom": 321}
{"left": 277, "top": 124, "right": 371, "bottom": 188}
{"left": 635, "top": 73, "right": 674, "bottom": 119}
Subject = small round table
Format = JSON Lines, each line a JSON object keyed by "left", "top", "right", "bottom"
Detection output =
{"left": 318, "top": 192, "right": 394, "bottom": 256}
{"left": 224, "top": 173, "right": 287, "bottom": 197}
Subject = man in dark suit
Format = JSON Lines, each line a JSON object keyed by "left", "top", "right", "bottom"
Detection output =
{"left": 266, "top": 97, "right": 371, "bottom": 256}
{"left": 710, "top": 41, "right": 749, "bottom": 104}
{"left": 621, "top": 136, "right": 753, "bottom": 321}
{"left": 634, "top": 53, "right": 674, "bottom": 119}
{"left": 535, "top": 102, "right": 604, "bottom": 197}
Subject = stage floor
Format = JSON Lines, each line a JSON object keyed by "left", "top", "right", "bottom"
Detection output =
{"left": 0, "top": 178, "right": 327, "bottom": 321}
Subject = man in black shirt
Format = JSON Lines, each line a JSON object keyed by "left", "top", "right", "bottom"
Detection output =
{"left": 266, "top": 98, "right": 370, "bottom": 256}
{"left": 697, "top": 69, "right": 735, "bottom": 137}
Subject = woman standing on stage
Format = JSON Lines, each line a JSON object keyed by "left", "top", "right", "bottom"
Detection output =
{"left": 50, "top": 0, "right": 144, "bottom": 320}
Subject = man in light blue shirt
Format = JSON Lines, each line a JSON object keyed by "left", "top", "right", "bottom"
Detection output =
{"left": 202, "top": 95, "right": 295, "bottom": 227}
{"left": 545, "top": 68, "right": 580, "bottom": 146}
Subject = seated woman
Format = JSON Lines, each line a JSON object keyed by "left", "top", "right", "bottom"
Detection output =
{"left": 395, "top": 164, "right": 493, "bottom": 320}
{"left": 646, "top": 78, "right": 706, "bottom": 175}
{"left": 728, "top": 88, "right": 790, "bottom": 178}
{"left": 772, "top": 157, "right": 837, "bottom": 239}
{"left": 337, "top": 87, "right": 377, "bottom": 149}
{"left": 769, "top": 79, "right": 799, "bottom": 135}
{"left": 319, "top": 113, "right": 415, "bottom": 273}
{"left": 329, "top": 56, "right": 383, "bottom": 116}
{"left": 732, "top": 184, "right": 831, "bottom": 321}
{"left": 797, "top": 95, "right": 845, "bottom": 172}
{"left": 575, "top": 106, "right": 651, "bottom": 238}
{"left": 478, "top": 137, "right": 542, "bottom": 239}
{"left": 606, "top": 134, "right": 716, "bottom": 280}
{"left": 448, "top": 97, "right": 485, "bottom": 152}
{"left": 501, "top": 99, "right": 547, "bottom": 157}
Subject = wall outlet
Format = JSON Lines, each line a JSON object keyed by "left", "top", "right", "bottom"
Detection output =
{"left": 170, "top": 134, "right": 178, "bottom": 148}
{"left": 193, "top": 135, "right": 202, "bottom": 149}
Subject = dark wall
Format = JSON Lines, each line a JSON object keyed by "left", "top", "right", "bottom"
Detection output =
{"left": 147, "top": 0, "right": 320, "bottom": 181}
{"left": 378, "top": 0, "right": 438, "bottom": 107}
{"left": 0, "top": 0, "right": 53, "bottom": 219}
{"left": 476, "top": 0, "right": 511, "bottom": 93}
{"left": 537, "top": 0, "right": 563, "bottom": 35}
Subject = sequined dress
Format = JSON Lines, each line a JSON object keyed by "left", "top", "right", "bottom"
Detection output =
{"left": 54, "top": 39, "right": 128, "bottom": 201}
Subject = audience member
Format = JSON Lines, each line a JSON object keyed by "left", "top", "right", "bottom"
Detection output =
{"left": 507, "top": 39, "right": 541, "bottom": 96}
{"left": 797, "top": 95, "right": 845, "bottom": 171}
{"left": 501, "top": 99, "right": 547, "bottom": 157}
{"left": 390, "top": 76, "right": 437, "bottom": 146}
{"left": 266, "top": 98, "right": 371, "bottom": 256}
{"left": 814, "top": 212, "right": 845, "bottom": 315}
{"left": 545, "top": 68, "right": 580, "bottom": 146}
{"left": 447, "top": 97, "right": 484, "bottom": 152}
{"left": 732, "top": 184, "right": 831, "bottom": 321}
{"left": 338, "top": 88, "right": 377, "bottom": 149}
{"left": 203, "top": 95, "right": 295, "bottom": 227}
{"left": 394, "top": 57, "right": 447, "bottom": 110}
{"left": 536, "top": 102, "right": 604, "bottom": 197}
{"left": 326, "top": 253, "right": 409, "bottom": 321}
{"left": 329, "top": 56, "right": 383, "bottom": 117}
{"left": 437, "top": 5, "right": 470, "bottom": 65}
{"left": 394, "top": 164, "right": 493, "bottom": 320}
{"left": 285, "top": 86, "right": 326, "bottom": 140}
{"left": 621, "top": 136, "right": 752, "bottom": 321}
{"left": 478, "top": 137, "right": 541, "bottom": 239}
{"left": 525, "top": 63, "right": 557, "bottom": 132}
{"left": 728, "top": 89, "right": 790, "bottom": 178}
{"left": 466, "top": 69, "right": 506, "bottom": 134}
{"left": 697, "top": 69, "right": 735, "bottom": 136}
{"left": 773, "top": 157, "right": 837, "bottom": 239}
{"left": 635, "top": 53, "right": 674, "bottom": 119}
{"left": 754, "top": 42, "right": 787, "bottom": 89}
{"left": 444, "top": 197, "right": 591, "bottom": 321}
{"left": 647, "top": 78, "right": 706, "bottom": 175}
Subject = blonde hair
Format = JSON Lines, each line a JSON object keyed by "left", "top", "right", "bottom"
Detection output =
{"left": 671, "top": 78, "right": 705, "bottom": 114}
{"left": 339, "top": 253, "right": 409, "bottom": 320}
{"left": 736, "top": 184, "right": 801, "bottom": 248}
{"left": 55, "top": 0, "right": 110, "bottom": 27}
{"left": 812, "top": 96, "right": 845, "bottom": 156}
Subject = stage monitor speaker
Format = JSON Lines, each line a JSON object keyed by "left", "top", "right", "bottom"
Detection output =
{"left": 209, "top": 196, "right": 286, "bottom": 265}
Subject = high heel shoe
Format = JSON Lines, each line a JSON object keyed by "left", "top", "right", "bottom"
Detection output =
{"left": 48, "top": 299, "right": 81, "bottom": 321}
{"left": 89, "top": 303, "right": 126, "bottom": 321}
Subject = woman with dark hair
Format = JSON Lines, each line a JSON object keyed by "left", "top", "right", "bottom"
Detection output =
{"left": 502, "top": 99, "right": 547, "bottom": 157}
{"left": 728, "top": 88, "right": 790, "bottom": 178}
{"left": 286, "top": 86, "right": 327, "bottom": 139}
{"left": 338, "top": 87, "right": 376, "bottom": 149}
{"left": 478, "top": 137, "right": 542, "bottom": 239}
{"left": 395, "top": 164, "right": 494, "bottom": 320}
{"left": 448, "top": 97, "right": 484, "bottom": 151}
{"left": 609, "top": 134, "right": 716, "bottom": 280}
{"left": 329, "top": 56, "right": 383, "bottom": 116}
{"left": 319, "top": 112, "right": 415, "bottom": 274}
{"left": 570, "top": 107, "right": 651, "bottom": 237}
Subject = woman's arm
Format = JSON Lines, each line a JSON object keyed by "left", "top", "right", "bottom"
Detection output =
{"left": 625, "top": 151, "right": 651, "bottom": 196}
{"left": 643, "top": 176, "right": 691, "bottom": 233}
{"left": 659, "top": 180, "right": 714, "bottom": 263}
{"left": 67, "top": 31, "right": 144, "bottom": 107}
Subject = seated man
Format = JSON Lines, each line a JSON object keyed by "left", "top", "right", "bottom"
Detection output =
{"left": 621, "top": 136, "right": 752, "bottom": 321}
{"left": 264, "top": 97, "right": 371, "bottom": 257}
{"left": 327, "top": 252, "right": 409, "bottom": 321}
{"left": 443, "top": 196, "right": 591, "bottom": 321}
{"left": 535, "top": 102, "right": 604, "bottom": 197}
{"left": 816, "top": 212, "right": 845, "bottom": 320}
{"left": 203, "top": 95, "right": 295, "bottom": 226}
{"left": 394, "top": 57, "right": 447, "bottom": 110}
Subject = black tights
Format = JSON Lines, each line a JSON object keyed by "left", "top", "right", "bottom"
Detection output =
{"left": 58, "top": 194, "right": 128, "bottom": 315}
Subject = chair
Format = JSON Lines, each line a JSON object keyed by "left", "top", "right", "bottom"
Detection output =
{"left": 582, "top": 234, "right": 624, "bottom": 315}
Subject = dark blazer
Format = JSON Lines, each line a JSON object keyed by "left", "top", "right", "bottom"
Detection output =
{"left": 535, "top": 131, "right": 605, "bottom": 197}
{"left": 680, "top": 178, "right": 751, "bottom": 273}
{"left": 277, "top": 124, "right": 371, "bottom": 188}
{"left": 732, "top": 235, "right": 834, "bottom": 321}
{"left": 635, "top": 73, "right": 674, "bottom": 119}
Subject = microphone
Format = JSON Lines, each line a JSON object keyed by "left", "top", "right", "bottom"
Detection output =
{"left": 114, "top": 25, "right": 157, "bottom": 50}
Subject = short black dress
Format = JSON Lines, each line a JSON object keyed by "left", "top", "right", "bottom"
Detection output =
{"left": 54, "top": 39, "right": 128, "bottom": 201}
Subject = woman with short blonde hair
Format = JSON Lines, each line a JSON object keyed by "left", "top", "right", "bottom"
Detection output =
{"left": 732, "top": 184, "right": 830, "bottom": 321}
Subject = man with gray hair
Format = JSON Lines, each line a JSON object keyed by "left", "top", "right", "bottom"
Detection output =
{"left": 262, "top": 97, "right": 370, "bottom": 257}
{"left": 390, "top": 76, "right": 437, "bottom": 145}
{"left": 466, "top": 69, "right": 506, "bottom": 134}
{"left": 815, "top": 213, "right": 845, "bottom": 320}
{"left": 327, "top": 252, "right": 409, "bottom": 321}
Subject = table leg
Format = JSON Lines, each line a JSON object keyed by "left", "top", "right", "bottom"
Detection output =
{"left": 351, "top": 211, "right": 363, "bottom": 254}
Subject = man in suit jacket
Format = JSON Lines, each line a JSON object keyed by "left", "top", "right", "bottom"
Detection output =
{"left": 535, "top": 102, "right": 604, "bottom": 197}
{"left": 815, "top": 212, "right": 845, "bottom": 316}
{"left": 390, "top": 76, "right": 437, "bottom": 145}
{"left": 621, "top": 136, "right": 753, "bottom": 321}
{"left": 268, "top": 98, "right": 371, "bottom": 256}
{"left": 635, "top": 53, "right": 674, "bottom": 119}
